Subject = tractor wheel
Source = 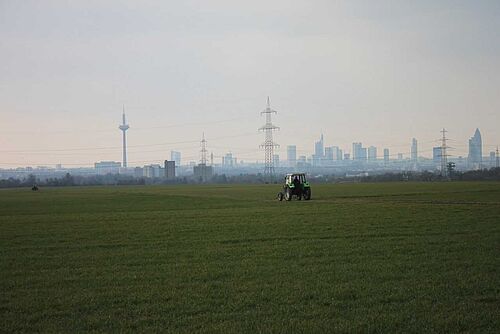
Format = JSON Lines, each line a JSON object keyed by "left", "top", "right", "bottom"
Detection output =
{"left": 285, "top": 188, "right": 292, "bottom": 201}
{"left": 303, "top": 188, "right": 311, "bottom": 200}
{"left": 277, "top": 192, "right": 284, "bottom": 201}
{"left": 297, "top": 193, "right": 302, "bottom": 200}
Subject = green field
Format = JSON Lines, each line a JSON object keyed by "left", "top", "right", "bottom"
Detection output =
{"left": 1, "top": 182, "right": 499, "bottom": 333}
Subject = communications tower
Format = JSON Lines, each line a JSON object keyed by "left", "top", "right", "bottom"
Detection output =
{"left": 259, "top": 97, "right": 279, "bottom": 179}
{"left": 119, "top": 106, "right": 130, "bottom": 168}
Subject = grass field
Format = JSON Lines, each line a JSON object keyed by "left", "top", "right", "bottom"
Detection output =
{"left": 1, "top": 182, "right": 499, "bottom": 333}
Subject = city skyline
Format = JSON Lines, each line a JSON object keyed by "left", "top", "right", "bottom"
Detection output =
{"left": 1, "top": 1, "right": 500, "bottom": 166}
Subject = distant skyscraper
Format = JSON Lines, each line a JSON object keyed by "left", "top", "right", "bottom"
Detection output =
{"left": 411, "top": 138, "right": 418, "bottom": 162}
{"left": 332, "top": 146, "right": 341, "bottom": 160}
{"left": 287, "top": 145, "right": 297, "bottom": 166}
{"left": 368, "top": 146, "right": 377, "bottom": 160}
{"left": 352, "top": 142, "right": 363, "bottom": 160}
{"left": 468, "top": 128, "right": 482, "bottom": 168}
{"left": 171, "top": 151, "right": 181, "bottom": 166}
{"left": 325, "top": 147, "right": 334, "bottom": 161}
{"left": 164, "top": 160, "right": 176, "bottom": 179}
{"left": 223, "top": 152, "right": 234, "bottom": 167}
{"left": 433, "top": 147, "right": 442, "bottom": 164}
{"left": 383, "top": 148, "right": 390, "bottom": 162}
{"left": 489, "top": 151, "right": 496, "bottom": 167}
{"left": 314, "top": 134, "right": 324, "bottom": 159}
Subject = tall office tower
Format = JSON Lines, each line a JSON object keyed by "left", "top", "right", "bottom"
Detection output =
{"left": 171, "top": 151, "right": 181, "bottom": 166}
{"left": 433, "top": 147, "right": 442, "bottom": 164}
{"left": 287, "top": 145, "right": 297, "bottom": 166}
{"left": 324, "top": 147, "right": 334, "bottom": 161}
{"left": 411, "top": 138, "right": 418, "bottom": 162}
{"left": 383, "top": 148, "right": 390, "bottom": 162}
{"left": 314, "top": 134, "right": 324, "bottom": 159}
{"left": 368, "top": 146, "right": 377, "bottom": 160}
{"left": 490, "top": 151, "right": 496, "bottom": 167}
{"left": 468, "top": 128, "right": 482, "bottom": 168}
{"left": 224, "top": 152, "right": 234, "bottom": 167}
{"left": 352, "top": 142, "right": 362, "bottom": 160}
{"left": 118, "top": 107, "right": 130, "bottom": 168}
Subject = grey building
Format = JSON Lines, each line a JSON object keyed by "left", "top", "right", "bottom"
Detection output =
{"left": 94, "top": 161, "right": 121, "bottom": 175}
{"left": 383, "top": 148, "right": 390, "bottom": 162}
{"left": 164, "top": 160, "right": 176, "bottom": 179}
{"left": 193, "top": 164, "right": 213, "bottom": 182}
{"left": 368, "top": 146, "right": 377, "bottom": 160}
{"left": 352, "top": 142, "right": 367, "bottom": 160}
{"left": 324, "top": 147, "right": 334, "bottom": 161}
{"left": 411, "top": 138, "right": 418, "bottom": 162}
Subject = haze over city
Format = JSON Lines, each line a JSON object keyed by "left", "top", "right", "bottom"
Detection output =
{"left": 1, "top": 0, "right": 499, "bottom": 167}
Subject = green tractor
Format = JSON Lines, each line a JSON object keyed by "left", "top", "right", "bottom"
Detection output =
{"left": 277, "top": 173, "right": 311, "bottom": 201}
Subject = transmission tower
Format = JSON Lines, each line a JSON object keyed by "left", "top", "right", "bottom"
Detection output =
{"left": 259, "top": 97, "right": 279, "bottom": 179}
{"left": 440, "top": 128, "right": 449, "bottom": 177}
{"left": 200, "top": 133, "right": 208, "bottom": 165}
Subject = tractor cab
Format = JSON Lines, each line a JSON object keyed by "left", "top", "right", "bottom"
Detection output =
{"left": 278, "top": 173, "right": 311, "bottom": 201}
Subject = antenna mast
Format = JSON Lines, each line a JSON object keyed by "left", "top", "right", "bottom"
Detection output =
{"left": 259, "top": 97, "right": 279, "bottom": 179}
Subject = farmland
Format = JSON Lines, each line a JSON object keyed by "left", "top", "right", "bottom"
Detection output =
{"left": 0, "top": 182, "right": 499, "bottom": 332}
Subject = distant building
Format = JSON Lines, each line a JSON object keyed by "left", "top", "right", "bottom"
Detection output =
{"left": 314, "top": 134, "right": 324, "bottom": 159}
{"left": 397, "top": 153, "right": 403, "bottom": 161}
{"left": 193, "top": 164, "right": 213, "bottom": 182}
{"left": 368, "top": 146, "right": 377, "bottom": 160}
{"left": 344, "top": 153, "right": 350, "bottom": 160}
{"left": 164, "top": 160, "right": 176, "bottom": 179}
{"left": 287, "top": 145, "right": 297, "bottom": 166}
{"left": 490, "top": 151, "right": 496, "bottom": 167}
{"left": 433, "top": 147, "right": 442, "bottom": 164}
{"left": 468, "top": 128, "right": 482, "bottom": 168}
{"left": 298, "top": 155, "right": 307, "bottom": 164}
{"left": 411, "top": 138, "right": 418, "bottom": 162}
{"left": 134, "top": 167, "right": 143, "bottom": 178}
{"left": 143, "top": 164, "right": 161, "bottom": 178}
{"left": 223, "top": 153, "right": 234, "bottom": 167}
{"left": 171, "top": 151, "right": 181, "bottom": 167}
{"left": 352, "top": 143, "right": 367, "bottom": 161}
{"left": 324, "top": 147, "right": 334, "bottom": 161}
{"left": 95, "top": 161, "right": 121, "bottom": 175}
{"left": 383, "top": 148, "right": 390, "bottom": 162}
{"left": 332, "top": 146, "right": 342, "bottom": 160}
{"left": 273, "top": 154, "right": 280, "bottom": 167}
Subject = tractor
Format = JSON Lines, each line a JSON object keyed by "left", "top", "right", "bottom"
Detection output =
{"left": 277, "top": 173, "right": 311, "bottom": 201}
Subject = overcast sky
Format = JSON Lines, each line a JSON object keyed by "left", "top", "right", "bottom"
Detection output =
{"left": 1, "top": 0, "right": 499, "bottom": 167}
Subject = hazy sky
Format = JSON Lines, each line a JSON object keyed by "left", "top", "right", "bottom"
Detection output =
{"left": 1, "top": 0, "right": 499, "bottom": 167}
